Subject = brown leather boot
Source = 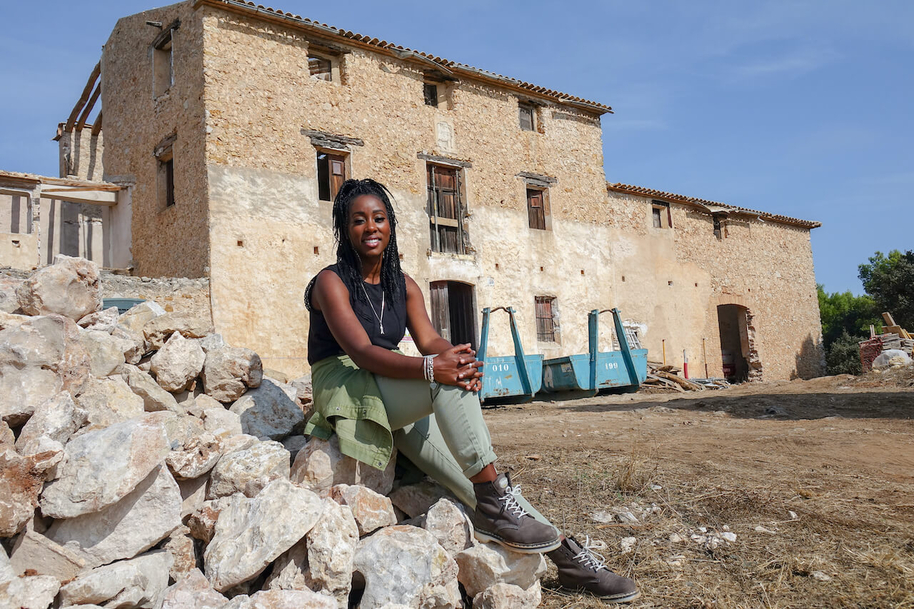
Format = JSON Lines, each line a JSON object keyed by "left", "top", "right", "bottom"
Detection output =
{"left": 472, "top": 473, "right": 561, "bottom": 553}
{"left": 547, "top": 536, "right": 640, "bottom": 603}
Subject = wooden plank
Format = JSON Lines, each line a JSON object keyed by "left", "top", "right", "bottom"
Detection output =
{"left": 75, "top": 85, "right": 101, "bottom": 132}
{"left": 38, "top": 189, "right": 117, "bottom": 206}
{"left": 91, "top": 110, "right": 103, "bottom": 136}
{"left": 64, "top": 62, "right": 101, "bottom": 133}
{"left": 883, "top": 312, "right": 896, "bottom": 326}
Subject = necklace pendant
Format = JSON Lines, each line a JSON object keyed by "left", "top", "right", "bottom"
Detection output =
{"left": 380, "top": 322, "right": 385, "bottom": 335}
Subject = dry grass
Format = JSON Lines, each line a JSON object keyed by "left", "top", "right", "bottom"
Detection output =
{"left": 495, "top": 438, "right": 914, "bottom": 608}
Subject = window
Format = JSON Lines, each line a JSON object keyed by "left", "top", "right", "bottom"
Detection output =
{"left": 153, "top": 30, "right": 173, "bottom": 98}
{"left": 309, "top": 54, "right": 332, "bottom": 81}
{"left": 424, "top": 82, "right": 439, "bottom": 107}
{"left": 526, "top": 188, "right": 550, "bottom": 230}
{"left": 155, "top": 141, "right": 175, "bottom": 208}
{"left": 317, "top": 152, "right": 347, "bottom": 201}
{"left": 651, "top": 200, "right": 671, "bottom": 229}
{"left": 535, "top": 296, "right": 558, "bottom": 343}
{"left": 713, "top": 215, "right": 722, "bottom": 239}
{"left": 427, "top": 164, "right": 466, "bottom": 254}
{"left": 519, "top": 103, "right": 534, "bottom": 131}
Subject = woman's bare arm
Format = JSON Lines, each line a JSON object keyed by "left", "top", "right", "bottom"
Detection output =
{"left": 312, "top": 270, "right": 481, "bottom": 388}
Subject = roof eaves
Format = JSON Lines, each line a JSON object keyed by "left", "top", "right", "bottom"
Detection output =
{"left": 192, "top": 0, "right": 612, "bottom": 115}
{"left": 607, "top": 182, "right": 821, "bottom": 229}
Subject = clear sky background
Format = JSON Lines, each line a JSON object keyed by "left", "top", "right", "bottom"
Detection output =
{"left": 1, "top": 1, "right": 910, "bottom": 294}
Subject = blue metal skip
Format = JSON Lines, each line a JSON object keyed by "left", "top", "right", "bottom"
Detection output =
{"left": 542, "top": 308, "right": 647, "bottom": 396}
{"left": 477, "top": 307, "right": 544, "bottom": 404}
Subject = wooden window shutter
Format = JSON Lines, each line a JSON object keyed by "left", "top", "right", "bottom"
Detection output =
{"left": 527, "top": 189, "right": 545, "bottom": 230}
{"left": 330, "top": 158, "right": 346, "bottom": 200}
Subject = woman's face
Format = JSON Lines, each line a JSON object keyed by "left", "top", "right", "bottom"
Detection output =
{"left": 348, "top": 194, "right": 391, "bottom": 261}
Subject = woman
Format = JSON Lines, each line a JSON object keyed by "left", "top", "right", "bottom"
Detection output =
{"left": 304, "top": 178, "right": 638, "bottom": 603}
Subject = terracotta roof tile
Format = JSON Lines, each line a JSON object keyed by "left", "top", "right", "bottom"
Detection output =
{"left": 607, "top": 183, "right": 821, "bottom": 229}
{"left": 195, "top": 0, "right": 612, "bottom": 114}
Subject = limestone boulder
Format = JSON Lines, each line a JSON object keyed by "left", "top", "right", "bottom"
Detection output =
{"left": 0, "top": 574, "right": 60, "bottom": 609}
{"left": 0, "top": 275, "right": 22, "bottom": 314}
{"left": 9, "top": 528, "right": 89, "bottom": 582}
{"left": 113, "top": 326, "right": 146, "bottom": 365}
{"left": 118, "top": 300, "right": 165, "bottom": 338}
{"left": 121, "top": 364, "right": 182, "bottom": 413}
{"left": 454, "top": 543, "right": 547, "bottom": 598}
{"left": 77, "top": 306, "right": 120, "bottom": 333}
{"left": 226, "top": 589, "right": 336, "bottom": 609}
{"left": 353, "top": 525, "right": 461, "bottom": 609}
{"left": 162, "top": 526, "right": 198, "bottom": 581}
{"left": 0, "top": 420, "right": 13, "bottom": 448}
{"left": 16, "top": 255, "right": 101, "bottom": 320}
{"left": 0, "top": 448, "right": 61, "bottom": 537}
{"left": 155, "top": 569, "right": 227, "bottom": 609}
{"left": 0, "top": 543, "right": 12, "bottom": 584}
{"left": 58, "top": 550, "right": 172, "bottom": 608}
{"left": 0, "top": 314, "right": 91, "bottom": 425}
{"left": 267, "top": 498, "right": 358, "bottom": 605}
{"left": 144, "top": 313, "right": 213, "bottom": 350}
{"left": 74, "top": 376, "right": 145, "bottom": 432}
{"left": 423, "top": 498, "right": 473, "bottom": 558}
{"left": 15, "top": 392, "right": 86, "bottom": 456}
{"left": 229, "top": 379, "right": 304, "bottom": 441}
{"left": 150, "top": 332, "right": 206, "bottom": 393}
{"left": 46, "top": 465, "right": 182, "bottom": 567}
{"left": 291, "top": 435, "right": 396, "bottom": 496}
{"left": 167, "top": 433, "right": 223, "bottom": 480}
{"left": 163, "top": 414, "right": 204, "bottom": 451}
{"left": 330, "top": 484, "right": 397, "bottom": 537}
{"left": 473, "top": 581, "right": 542, "bottom": 609}
{"left": 197, "top": 333, "right": 225, "bottom": 353}
{"left": 201, "top": 406, "right": 243, "bottom": 438}
{"left": 204, "top": 479, "right": 324, "bottom": 592}
{"left": 208, "top": 439, "right": 290, "bottom": 499}
{"left": 40, "top": 412, "right": 171, "bottom": 519}
{"left": 77, "top": 329, "right": 133, "bottom": 377}
{"left": 388, "top": 480, "right": 456, "bottom": 519}
{"left": 177, "top": 475, "right": 208, "bottom": 518}
{"left": 202, "top": 346, "right": 263, "bottom": 403}
{"left": 187, "top": 496, "right": 234, "bottom": 543}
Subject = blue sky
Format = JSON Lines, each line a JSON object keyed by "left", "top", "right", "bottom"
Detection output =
{"left": 1, "top": 1, "right": 911, "bottom": 294}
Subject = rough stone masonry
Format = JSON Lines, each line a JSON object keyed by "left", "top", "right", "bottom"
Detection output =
{"left": 0, "top": 255, "right": 546, "bottom": 608}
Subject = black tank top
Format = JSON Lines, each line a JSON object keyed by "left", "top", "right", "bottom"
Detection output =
{"left": 307, "top": 264, "right": 407, "bottom": 365}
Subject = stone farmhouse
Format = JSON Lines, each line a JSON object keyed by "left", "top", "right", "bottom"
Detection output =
{"left": 0, "top": 0, "right": 824, "bottom": 380}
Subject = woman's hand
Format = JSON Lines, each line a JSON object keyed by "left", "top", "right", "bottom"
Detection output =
{"left": 433, "top": 344, "right": 484, "bottom": 392}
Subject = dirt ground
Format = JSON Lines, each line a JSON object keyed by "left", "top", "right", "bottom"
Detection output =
{"left": 483, "top": 368, "right": 914, "bottom": 608}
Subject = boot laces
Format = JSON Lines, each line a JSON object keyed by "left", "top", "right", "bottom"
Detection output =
{"left": 573, "top": 536, "right": 609, "bottom": 572}
{"left": 498, "top": 484, "right": 530, "bottom": 518}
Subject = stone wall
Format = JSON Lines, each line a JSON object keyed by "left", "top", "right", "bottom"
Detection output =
{"left": 199, "top": 6, "right": 612, "bottom": 375}
{"left": 100, "top": 272, "right": 212, "bottom": 322}
{"left": 605, "top": 190, "right": 824, "bottom": 380}
{"left": 57, "top": 126, "right": 104, "bottom": 181}
{"left": 100, "top": 2, "right": 209, "bottom": 278}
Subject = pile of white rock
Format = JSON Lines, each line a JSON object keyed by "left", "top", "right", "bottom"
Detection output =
{"left": 0, "top": 256, "right": 545, "bottom": 609}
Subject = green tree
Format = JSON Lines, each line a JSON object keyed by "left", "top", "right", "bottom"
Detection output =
{"left": 859, "top": 250, "right": 914, "bottom": 330}
{"left": 817, "top": 285, "right": 879, "bottom": 375}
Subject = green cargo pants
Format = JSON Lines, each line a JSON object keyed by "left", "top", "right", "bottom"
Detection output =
{"left": 374, "top": 375, "right": 555, "bottom": 528}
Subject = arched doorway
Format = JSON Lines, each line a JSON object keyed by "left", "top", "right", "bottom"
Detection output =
{"left": 429, "top": 281, "right": 477, "bottom": 349}
{"left": 717, "top": 304, "right": 751, "bottom": 382}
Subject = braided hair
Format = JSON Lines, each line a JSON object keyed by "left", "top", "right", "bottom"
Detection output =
{"left": 305, "top": 178, "right": 405, "bottom": 310}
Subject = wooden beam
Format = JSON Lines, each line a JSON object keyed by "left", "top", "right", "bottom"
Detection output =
{"left": 39, "top": 188, "right": 117, "bottom": 207}
{"left": 75, "top": 85, "right": 101, "bottom": 132}
{"left": 38, "top": 177, "right": 120, "bottom": 191}
{"left": 64, "top": 62, "right": 101, "bottom": 133}
{"left": 91, "top": 111, "right": 103, "bottom": 136}
{"left": 883, "top": 312, "right": 896, "bottom": 326}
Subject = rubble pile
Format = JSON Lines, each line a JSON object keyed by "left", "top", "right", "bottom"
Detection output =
{"left": 0, "top": 256, "right": 546, "bottom": 609}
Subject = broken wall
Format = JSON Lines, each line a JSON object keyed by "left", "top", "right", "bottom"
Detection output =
{"left": 100, "top": 1, "right": 209, "bottom": 278}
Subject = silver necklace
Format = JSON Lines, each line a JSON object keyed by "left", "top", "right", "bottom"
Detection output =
{"left": 360, "top": 282, "right": 385, "bottom": 335}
